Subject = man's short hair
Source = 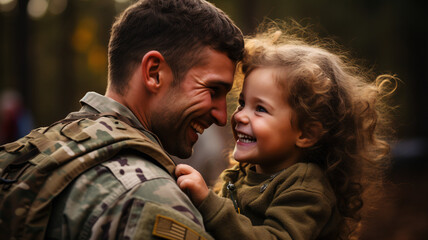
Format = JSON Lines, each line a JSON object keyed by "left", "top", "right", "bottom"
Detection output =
{"left": 108, "top": 0, "right": 244, "bottom": 94}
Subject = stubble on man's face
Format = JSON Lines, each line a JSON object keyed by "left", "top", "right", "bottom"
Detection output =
{"left": 150, "top": 85, "right": 195, "bottom": 159}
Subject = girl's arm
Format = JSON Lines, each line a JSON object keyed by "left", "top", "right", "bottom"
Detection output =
{"left": 175, "top": 164, "right": 210, "bottom": 207}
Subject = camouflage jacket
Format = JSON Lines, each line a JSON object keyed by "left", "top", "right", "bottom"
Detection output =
{"left": 1, "top": 92, "right": 211, "bottom": 240}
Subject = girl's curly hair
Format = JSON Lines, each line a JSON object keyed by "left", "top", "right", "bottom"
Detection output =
{"left": 239, "top": 20, "right": 397, "bottom": 239}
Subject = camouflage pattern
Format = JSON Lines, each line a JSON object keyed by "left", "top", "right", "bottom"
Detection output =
{"left": 0, "top": 92, "right": 212, "bottom": 240}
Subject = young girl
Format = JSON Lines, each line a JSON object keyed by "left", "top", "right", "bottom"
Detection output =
{"left": 176, "top": 24, "right": 395, "bottom": 240}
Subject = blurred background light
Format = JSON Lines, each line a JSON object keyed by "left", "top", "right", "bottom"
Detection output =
{"left": 0, "top": 0, "right": 16, "bottom": 12}
{"left": 27, "top": 0, "right": 48, "bottom": 19}
{"left": 87, "top": 45, "right": 107, "bottom": 74}
{"left": 48, "top": 0, "right": 67, "bottom": 15}
{"left": 71, "top": 17, "right": 96, "bottom": 53}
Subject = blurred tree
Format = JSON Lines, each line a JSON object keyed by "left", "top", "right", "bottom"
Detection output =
{"left": 15, "top": 0, "right": 30, "bottom": 107}
{"left": 58, "top": 0, "right": 76, "bottom": 120}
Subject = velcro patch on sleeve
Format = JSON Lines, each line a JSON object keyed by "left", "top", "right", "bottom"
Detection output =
{"left": 153, "top": 215, "right": 206, "bottom": 240}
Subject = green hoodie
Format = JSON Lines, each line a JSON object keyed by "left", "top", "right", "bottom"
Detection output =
{"left": 198, "top": 162, "right": 342, "bottom": 240}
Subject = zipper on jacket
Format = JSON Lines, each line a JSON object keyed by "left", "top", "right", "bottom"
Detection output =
{"left": 227, "top": 181, "right": 240, "bottom": 214}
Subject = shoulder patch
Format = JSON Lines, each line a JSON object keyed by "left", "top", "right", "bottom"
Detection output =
{"left": 153, "top": 215, "right": 206, "bottom": 240}
{"left": 132, "top": 201, "right": 212, "bottom": 240}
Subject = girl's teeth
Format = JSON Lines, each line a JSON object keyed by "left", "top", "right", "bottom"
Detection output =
{"left": 237, "top": 133, "right": 256, "bottom": 143}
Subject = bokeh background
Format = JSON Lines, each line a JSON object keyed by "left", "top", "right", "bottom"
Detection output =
{"left": 0, "top": 0, "right": 427, "bottom": 237}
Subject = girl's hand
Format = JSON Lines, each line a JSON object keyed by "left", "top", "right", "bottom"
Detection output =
{"left": 175, "top": 164, "right": 209, "bottom": 207}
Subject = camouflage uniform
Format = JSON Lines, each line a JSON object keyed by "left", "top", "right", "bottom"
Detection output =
{"left": 44, "top": 92, "right": 211, "bottom": 240}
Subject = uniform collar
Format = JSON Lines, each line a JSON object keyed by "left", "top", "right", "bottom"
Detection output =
{"left": 78, "top": 92, "right": 162, "bottom": 144}
{"left": 79, "top": 92, "right": 146, "bottom": 131}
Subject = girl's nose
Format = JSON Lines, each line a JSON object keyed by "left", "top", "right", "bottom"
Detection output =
{"left": 232, "top": 107, "right": 249, "bottom": 125}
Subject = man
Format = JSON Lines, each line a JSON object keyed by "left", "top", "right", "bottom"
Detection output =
{"left": 1, "top": 0, "right": 243, "bottom": 239}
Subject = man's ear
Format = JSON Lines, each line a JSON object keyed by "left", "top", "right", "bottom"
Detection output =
{"left": 141, "top": 51, "right": 166, "bottom": 93}
{"left": 296, "top": 121, "right": 324, "bottom": 148}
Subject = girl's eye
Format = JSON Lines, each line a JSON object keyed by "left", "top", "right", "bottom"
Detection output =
{"left": 256, "top": 105, "right": 267, "bottom": 113}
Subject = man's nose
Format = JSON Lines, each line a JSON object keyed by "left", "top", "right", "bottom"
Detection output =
{"left": 211, "top": 98, "right": 227, "bottom": 126}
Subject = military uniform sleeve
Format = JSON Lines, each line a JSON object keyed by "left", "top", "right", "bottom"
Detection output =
{"left": 87, "top": 177, "right": 213, "bottom": 240}
{"left": 198, "top": 188, "right": 335, "bottom": 240}
{"left": 46, "top": 154, "right": 213, "bottom": 240}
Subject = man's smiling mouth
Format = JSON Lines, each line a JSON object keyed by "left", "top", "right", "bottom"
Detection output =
{"left": 190, "top": 122, "right": 205, "bottom": 134}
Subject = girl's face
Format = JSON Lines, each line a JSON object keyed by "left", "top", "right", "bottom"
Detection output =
{"left": 232, "top": 67, "right": 302, "bottom": 174}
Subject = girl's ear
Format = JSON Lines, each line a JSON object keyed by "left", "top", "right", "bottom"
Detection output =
{"left": 296, "top": 121, "right": 324, "bottom": 148}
